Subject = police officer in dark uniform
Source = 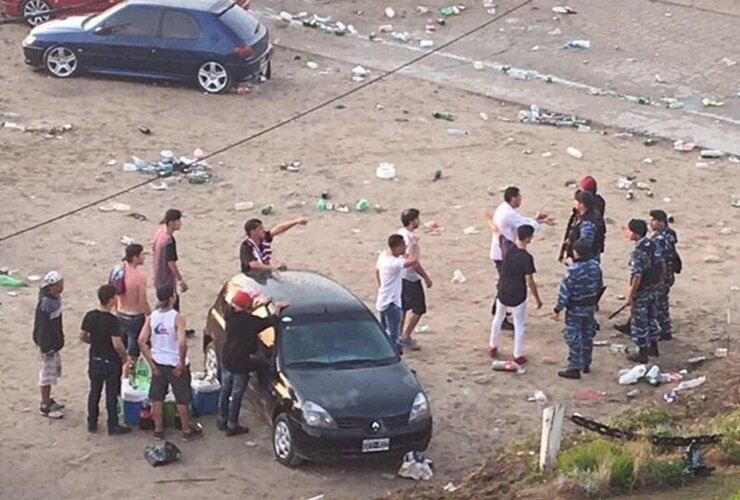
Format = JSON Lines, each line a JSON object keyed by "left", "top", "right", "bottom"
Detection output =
{"left": 564, "top": 190, "right": 605, "bottom": 263}
{"left": 553, "top": 239, "right": 603, "bottom": 379}
{"left": 649, "top": 209, "right": 679, "bottom": 341}
{"left": 622, "top": 219, "right": 663, "bottom": 363}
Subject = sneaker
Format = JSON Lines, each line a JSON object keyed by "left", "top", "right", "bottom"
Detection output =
{"left": 659, "top": 331, "right": 672, "bottom": 341}
{"left": 49, "top": 399, "right": 65, "bottom": 411}
{"left": 485, "top": 346, "right": 498, "bottom": 359}
{"left": 582, "top": 365, "right": 591, "bottom": 374}
{"left": 217, "top": 420, "right": 228, "bottom": 432}
{"left": 39, "top": 405, "right": 63, "bottom": 419}
{"left": 225, "top": 425, "right": 249, "bottom": 437}
{"left": 185, "top": 329, "right": 196, "bottom": 339}
{"left": 88, "top": 422, "right": 98, "bottom": 433}
{"left": 501, "top": 318, "right": 515, "bottom": 331}
{"left": 513, "top": 356, "right": 528, "bottom": 365}
{"left": 182, "top": 425, "right": 204, "bottom": 442}
{"left": 399, "top": 337, "right": 421, "bottom": 351}
{"left": 108, "top": 425, "right": 132, "bottom": 436}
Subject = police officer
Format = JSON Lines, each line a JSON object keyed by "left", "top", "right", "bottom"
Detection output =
{"left": 565, "top": 190, "right": 605, "bottom": 262}
{"left": 622, "top": 219, "right": 663, "bottom": 363}
{"left": 553, "top": 239, "right": 603, "bottom": 379}
{"left": 649, "top": 209, "right": 679, "bottom": 341}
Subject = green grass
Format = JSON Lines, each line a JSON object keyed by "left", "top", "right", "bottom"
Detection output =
{"left": 557, "top": 438, "right": 636, "bottom": 492}
{"left": 713, "top": 410, "right": 740, "bottom": 464}
{"left": 611, "top": 408, "right": 675, "bottom": 433}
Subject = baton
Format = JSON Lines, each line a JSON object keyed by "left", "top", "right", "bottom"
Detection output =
{"left": 608, "top": 303, "right": 629, "bottom": 320}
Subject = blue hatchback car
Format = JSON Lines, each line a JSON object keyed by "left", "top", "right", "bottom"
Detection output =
{"left": 22, "top": 0, "right": 272, "bottom": 93}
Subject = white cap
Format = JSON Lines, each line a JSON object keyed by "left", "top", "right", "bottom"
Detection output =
{"left": 42, "top": 270, "right": 63, "bottom": 288}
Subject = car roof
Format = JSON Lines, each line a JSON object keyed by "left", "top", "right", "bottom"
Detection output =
{"left": 125, "top": 0, "right": 233, "bottom": 13}
{"left": 224, "top": 270, "right": 371, "bottom": 317}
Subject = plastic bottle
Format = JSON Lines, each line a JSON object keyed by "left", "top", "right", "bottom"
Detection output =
{"left": 675, "top": 376, "right": 706, "bottom": 391}
{"left": 618, "top": 364, "right": 647, "bottom": 385}
{"left": 355, "top": 199, "right": 369, "bottom": 212}
{"left": 645, "top": 365, "right": 661, "bottom": 386}
{"left": 564, "top": 40, "right": 591, "bottom": 49}
{"left": 492, "top": 360, "right": 520, "bottom": 372}
{"left": 447, "top": 128, "right": 468, "bottom": 137}
{"left": 433, "top": 111, "right": 454, "bottom": 121}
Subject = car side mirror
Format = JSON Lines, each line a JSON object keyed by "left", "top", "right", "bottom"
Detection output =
{"left": 94, "top": 25, "right": 113, "bottom": 35}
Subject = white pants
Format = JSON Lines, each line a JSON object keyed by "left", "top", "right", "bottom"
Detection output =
{"left": 489, "top": 299, "right": 527, "bottom": 357}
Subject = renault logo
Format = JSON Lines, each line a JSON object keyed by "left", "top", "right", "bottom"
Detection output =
{"left": 370, "top": 421, "right": 381, "bottom": 433}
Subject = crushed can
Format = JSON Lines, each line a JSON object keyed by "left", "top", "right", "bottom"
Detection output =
{"left": 491, "top": 360, "right": 520, "bottom": 372}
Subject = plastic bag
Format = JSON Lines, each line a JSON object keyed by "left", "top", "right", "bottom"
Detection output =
{"left": 144, "top": 441, "right": 181, "bottom": 467}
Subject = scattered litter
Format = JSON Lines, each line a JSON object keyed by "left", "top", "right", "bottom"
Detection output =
{"left": 98, "top": 202, "right": 131, "bottom": 213}
{"left": 702, "top": 97, "right": 724, "bottom": 107}
{"left": 684, "top": 443, "right": 715, "bottom": 476}
{"left": 443, "top": 482, "right": 458, "bottom": 492}
{"left": 355, "top": 199, "right": 369, "bottom": 212}
{"left": 686, "top": 355, "right": 707, "bottom": 366}
{"left": 566, "top": 146, "right": 583, "bottom": 159}
{"left": 578, "top": 125, "right": 591, "bottom": 133}
{"left": 492, "top": 360, "right": 521, "bottom": 373}
{"left": 439, "top": 5, "right": 461, "bottom": 17}
{"left": 473, "top": 61, "right": 484, "bottom": 70}
{"left": 526, "top": 390, "right": 548, "bottom": 403}
{"left": 122, "top": 149, "right": 214, "bottom": 184}
{"left": 260, "top": 204, "right": 275, "bottom": 216}
{"left": 107, "top": 159, "right": 117, "bottom": 166}
{"left": 292, "top": 12, "right": 352, "bottom": 36}
{"left": 306, "top": 61, "right": 319, "bottom": 69}
{"left": 479, "top": 112, "right": 489, "bottom": 121}
{"left": 552, "top": 5, "right": 576, "bottom": 14}
{"left": 120, "top": 235, "right": 134, "bottom": 246}
{"left": 519, "top": 105, "right": 589, "bottom": 128}
{"left": 714, "top": 348, "right": 728, "bottom": 358}
{"left": 462, "top": 226, "right": 480, "bottom": 235}
{"left": 391, "top": 31, "right": 411, "bottom": 43}
{"left": 0, "top": 275, "right": 24, "bottom": 289}
{"left": 234, "top": 202, "right": 255, "bottom": 212}
{"left": 616, "top": 177, "right": 633, "bottom": 190}
{"left": 564, "top": 40, "right": 591, "bottom": 49}
{"left": 433, "top": 111, "right": 454, "bottom": 121}
{"left": 385, "top": 6, "right": 395, "bottom": 18}
{"left": 643, "top": 138, "right": 659, "bottom": 147}
{"left": 286, "top": 200, "right": 306, "bottom": 210}
{"left": 663, "top": 390, "right": 678, "bottom": 404}
{"left": 675, "top": 376, "right": 706, "bottom": 391}
{"left": 279, "top": 11, "right": 292, "bottom": 21}
{"left": 128, "top": 213, "right": 147, "bottom": 222}
{"left": 626, "top": 389, "right": 640, "bottom": 398}
{"left": 280, "top": 161, "right": 301, "bottom": 172}
{"left": 415, "top": 325, "right": 431, "bottom": 333}
{"left": 378, "top": 24, "right": 393, "bottom": 33}
{"left": 433, "top": 169, "right": 442, "bottom": 181}
{"left": 144, "top": 441, "right": 181, "bottom": 467}
{"left": 654, "top": 74, "right": 667, "bottom": 84}
{"left": 728, "top": 156, "right": 740, "bottom": 163}
{"left": 1, "top": 121, "right": 73, "bottom": 136}
{"left": 575, "top": 389, "right": 606, "bottom": 401}
{"left": 420, "top": 39, "right": 434, "bottom": 48}
{"left": 447, "top": 128, "right": 468, "bottom": 137}
{"left": 673, "top": 139, "right": 695, "bottom": 152}
{"left": 376, "top": 162, "right": 396, "bottom": 180}
{"left": 27, "top": 274, "right": 41, "bottom": 282}
{"left": 352, "top": 65, "right": 369, "bottom": 81}
{"left": 625, "top": 190, "right": 635, "bottom": 200}
{"left": 643, "top": 158, "right": 653, "bottom": 164}
{"left": 71, "top": 239, "right": 96, "bottom": 247}
{"left": 398, "top": 451, "right": 433, "bottom": 481}
{"left": 700, "top": 149, "right": 724, "bottom": 159}
{"left": 451, "top": 269, "right": 466, "bottom": 284}
{"left": 721, "top": 57, "right": 737, "bottom": 67}
{"left": 618, "top": 364, "right": 647, "bottom": 385}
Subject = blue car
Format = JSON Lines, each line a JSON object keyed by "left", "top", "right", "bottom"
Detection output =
{"left": 22, "top": 0, "right": 272, "bottom": 93}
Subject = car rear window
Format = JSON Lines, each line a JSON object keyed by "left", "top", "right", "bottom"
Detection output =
{"left": 280, "top": 317, "right": 398, "bottom": 368}
{"left": 219, "top": 5, "right": 260, "bottom": 41}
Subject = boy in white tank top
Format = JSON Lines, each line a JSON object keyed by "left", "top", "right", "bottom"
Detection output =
{"left": 139, "top": 285, "right": 203, "bottom": 441}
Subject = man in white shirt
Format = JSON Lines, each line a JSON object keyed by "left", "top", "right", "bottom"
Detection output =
{"left": 484, "top": 186, "right": 554, "bottom": 329}
{"left": 397, "top": 209, "right": 433, "bottom": 351}
{"left": 375, "top": 234, "right": 419, "bottom": 351}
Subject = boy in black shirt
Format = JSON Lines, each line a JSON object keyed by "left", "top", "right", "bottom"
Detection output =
{"left": 487, "top": 225, "right": 543, "bottom": 364}
{"left": 217, "top": 290, "right": 288, "bottom": 436}
{"left": 80, "top": 284, "right": 130, "bottom": 435}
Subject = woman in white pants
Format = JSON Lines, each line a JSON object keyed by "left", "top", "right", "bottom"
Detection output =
{"left": 486, "top": 225, "right": 543, "bottom": 364}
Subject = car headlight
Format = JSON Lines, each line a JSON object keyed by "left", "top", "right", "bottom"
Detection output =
{"left": 23, "top": 35, "right": 36, "bottom": 46}
{"left": 409, "top": 392, "right": 430, "bottom": 423}
{"left": 301, "top": 401, "right": 337, "bottom": 428}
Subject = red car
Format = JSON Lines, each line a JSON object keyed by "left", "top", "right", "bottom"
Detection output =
{"left": 2, "top": 0, "right": 249, "bottom": 26}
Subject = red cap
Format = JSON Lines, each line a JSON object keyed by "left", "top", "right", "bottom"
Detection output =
{"left": 232, "top": 290, "right": 254, "bottom": 310}
{"left": 578, "top": 175, "right": 597, "bottom": 193}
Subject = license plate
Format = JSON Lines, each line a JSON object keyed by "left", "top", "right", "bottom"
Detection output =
{"left": 362, "top": 438, "right": 390, "bottom": 453}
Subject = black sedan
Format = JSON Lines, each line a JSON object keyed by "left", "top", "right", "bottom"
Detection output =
{"left": 203, "top": 271, "right": 433, "bottom": 466}
{"left": 21, "top": 0, "right": 272, "bottom": 93}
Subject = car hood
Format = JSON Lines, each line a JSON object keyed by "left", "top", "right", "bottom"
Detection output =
{"left": 32, "top": 16, "right": 86, "bottom": 35}
{"left": 285, "top": 362, "right": 422, "bottom": 418}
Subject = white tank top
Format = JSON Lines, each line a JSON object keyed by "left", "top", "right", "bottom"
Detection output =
{"left": 150, "top": 309, "right": 186, "bottom": 367}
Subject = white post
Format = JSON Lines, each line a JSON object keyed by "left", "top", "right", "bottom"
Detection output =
{"left": 539, "top": 404, "right": 565, "bottom": 472}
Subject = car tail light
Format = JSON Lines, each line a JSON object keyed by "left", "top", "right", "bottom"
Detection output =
{"left": 233, "top": 45, "right": 254, "bottom": 57}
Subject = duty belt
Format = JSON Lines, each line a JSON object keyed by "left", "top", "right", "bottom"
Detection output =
{"left": 568, "top": 296, "right": 597, "bottom": 307}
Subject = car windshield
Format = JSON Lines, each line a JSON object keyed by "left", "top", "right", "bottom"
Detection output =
{"left": 280, "top": 315, "right": 398, "bottom": 369}
{"left": 82, "top": 3, "right": 125, "bottom": 29}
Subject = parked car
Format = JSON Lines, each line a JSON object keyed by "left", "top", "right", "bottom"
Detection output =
{"left": 202, "top": 271, "right": 433, "bottom": 467}
{"left": 3, "top": 0, "right": 248, "bottom": 26}
{"left": 21, "top": 0, "right": 268, "bottom": 93}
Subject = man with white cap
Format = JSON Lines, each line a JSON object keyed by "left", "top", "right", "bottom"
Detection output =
{"left": 32, "top": 270, "right": 65, "bottom": 419}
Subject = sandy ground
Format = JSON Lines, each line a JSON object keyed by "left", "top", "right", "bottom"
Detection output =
{"left": 0, "top": 1, "right": 739, "bottom": 498}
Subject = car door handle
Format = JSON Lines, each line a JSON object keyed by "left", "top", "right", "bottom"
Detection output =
{"left": 151, "top": 49, "right": 156, "bottom": 53}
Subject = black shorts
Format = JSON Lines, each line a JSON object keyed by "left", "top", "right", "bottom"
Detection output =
{"left": 402, "top": 280, "right": 427, "bottom": 315}
{"left": 149, "top": 362, "right": 192, "bottom": 404}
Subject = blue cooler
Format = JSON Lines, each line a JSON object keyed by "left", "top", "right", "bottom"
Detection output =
{"left": 121, "top": 378, "right": 148, "bottom": 426}
{"left": 191, "top": 376, "right": 220, "bottom": 416}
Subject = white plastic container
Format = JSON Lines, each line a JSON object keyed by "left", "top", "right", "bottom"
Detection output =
{"left": 376, "top": 162, "right": 396, "bottom": 180}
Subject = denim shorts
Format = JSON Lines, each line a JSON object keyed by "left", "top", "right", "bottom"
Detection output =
{"left": 118, "top": 313, "right": 146, "bottom": 358}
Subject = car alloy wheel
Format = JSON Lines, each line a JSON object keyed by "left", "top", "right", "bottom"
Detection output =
{"left": 22, "top": 0, "right": 52, "bottom": 26}
{"left": 44, "top": 46, "right": 78, "bottom": 78}
{"left": 204, "top": 342, "right": 218, "bottom": 380}
{"left": 197, "top": 61, "right": 230, "bottom": 94}
{"left": 273, "top": 414, "right": 301, "bottom": 467}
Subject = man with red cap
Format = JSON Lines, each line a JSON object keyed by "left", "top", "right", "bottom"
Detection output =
{"left": 217, "top": 290, "right": 288, "bottom": 436}
{"left": 559, "top": 176, "right": 607, "bottom": 263}
{"left": 578, "top": 175, "right": 606, "bottom": 219}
